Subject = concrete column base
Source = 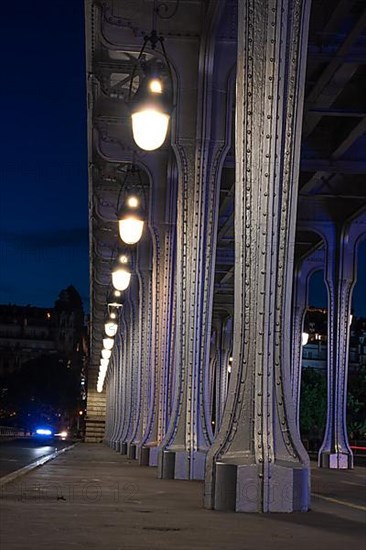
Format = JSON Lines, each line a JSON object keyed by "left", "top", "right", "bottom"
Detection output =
{"left": 211, "top": 461, "right": 310, "bottom": 512}
{"left": 138, "top": 446, "right": 150, "bottom": 466}
{"left": 158, "top": 449, "right": 206, "bottom": 480}
{"left": 318, "top": 451, "right": 353, "bottom": 469}
{"left": 127, "top": 443, "right": 136, "bottom": 460}
{"left": 148, "top": 446, "right": 159, "bottom": 467}
{"left": 158, "top": 450, "right": 175, "bottom": 479}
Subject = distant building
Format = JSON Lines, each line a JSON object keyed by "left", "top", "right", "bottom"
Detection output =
{"left": 0, "top": 286, "right": 87, "bottom": 376}
{"left": 302, "top": 307, "right": 366, "bottom": 371}
{"left": 0, "top": 304, "right": 56, "bottom": 374}
{"left": 302, "top": 340, "right": 327, "bottom": 370}
{"left": 349, "top": 318, "right": 366, "bottom": 372}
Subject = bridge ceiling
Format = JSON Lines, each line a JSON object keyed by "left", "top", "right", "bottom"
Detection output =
{"left": 212, "top": 0, "right": 366, "bottom": 319}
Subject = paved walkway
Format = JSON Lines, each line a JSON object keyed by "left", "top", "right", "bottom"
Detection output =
{"left": 0, "top": 444, "right": 365, "bottom": 549}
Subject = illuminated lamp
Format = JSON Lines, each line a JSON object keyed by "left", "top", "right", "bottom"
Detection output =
{"left": 131, "top": 75, "right": 170, "bottom": 151}
{"left": 112, "top": 255, "right": 131, "bottom": 291}
{"left": 105, "top": 320, "right": 118, "bottom": 337}
{"left": 103, "top": 337, "right": 114, "bottom": 350}
{"left": 101, "top": 349, "right": 111, "bottom": 360}
{"left": 118, "top": 195, "right": 145, "bottom": 245}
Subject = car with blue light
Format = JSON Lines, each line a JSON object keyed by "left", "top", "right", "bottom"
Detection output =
{"left": 33, "top": 427, "right": 54, "bottom": 441}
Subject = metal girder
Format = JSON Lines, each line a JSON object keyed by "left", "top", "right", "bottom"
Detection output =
{"left": 300, "top": 117, "right": 366, "bottom": 194}
{"left": 305, "top": 8, "right": 366, "bottom": 109}
{"left": 303, "top": 64, "right": 359, "bottom": 137}
{"left": 321, "top": 0, "right": 355, "bottom": 44}
{"left": 300, "top": 159, "right": 366, "bottom": 174}
{"left": 217, "top": 211, "right": 233, "bottom": 241}
{"left": 331, "top": 116, "right": 366, "bottom": 158}
{"left": 215, "top": 247, "right": 234, "bottom": 265}
{"left": 216, "top": 266, "right": 234, "bottom": 286}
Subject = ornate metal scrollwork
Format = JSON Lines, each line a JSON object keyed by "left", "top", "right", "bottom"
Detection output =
{"left": 154, "top": 0, "right": 180, "bottom": 21}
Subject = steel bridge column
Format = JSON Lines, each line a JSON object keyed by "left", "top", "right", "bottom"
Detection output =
{"left": 204, "top": 0, "right": 312, "bottom": 512}
{"left": 117, "top": 298, "right": 138, "bottom": 453}
{"left": 132, "top": 264, "right": 152, "bottom": 463}
{"left": 138, "top": 155, "right": 176, "bottom": 466}
{"left": 104, "top": 364, "right": 113, "bottom": 445}
{"left": 319, "top": 226, "right": 354, "bottom": 468}
{"left": 108, "top": 356, "right": 117, "bottom": 447}
{"left": 157, "top": 0, "right": 232, "bottom": 481}
{"left": 319, "top": 211, "right": 366, "bottom": 468}
{"left": 110, "top": 332, "right": 122, "bottom": 449}
{"left": 115, "top": 314, "right": 129, "bottom": 453}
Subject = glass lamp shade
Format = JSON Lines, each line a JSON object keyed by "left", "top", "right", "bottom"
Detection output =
{"left": 105, "top": 321, "right": 118, "bottom": 337}
{"left": 112, "top": 267, "right": 131, "bottom": 291}
{"left": 118, "top": 196, "right": 145, "bottom": 245}
{"left": 118, "top": 218, "right": 144, "bottom": 245}
{"left": 103, "top": 337, "right": 114, "bottom": 350}
{"left": 101, "top": 348, "right": 111, "bottom": 360}
{"left": 101, "top": 358, "right": 109, "bottom": 369}
{"left": 131, "top": 109, "right": 169, "bottom": 151}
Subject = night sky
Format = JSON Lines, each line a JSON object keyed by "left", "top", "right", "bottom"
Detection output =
{"left": 0, "top": 1, "right": 89, "bottom": 311}
{"left": 0, "top": 2, "right": 364, "bottom": 317}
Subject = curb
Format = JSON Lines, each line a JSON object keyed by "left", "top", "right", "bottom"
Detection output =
{"left": 0, "top": 443, "right": 78, "bottom": 488}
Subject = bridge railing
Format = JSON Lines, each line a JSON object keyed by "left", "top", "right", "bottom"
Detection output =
{"left": 0, "top": 426, "right": 25, "bottom": 439}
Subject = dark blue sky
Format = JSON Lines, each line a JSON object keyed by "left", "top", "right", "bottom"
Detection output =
{"left": 0, "top": 2, "right": 364, "bottom": 318}
{"left": 0, "top": 1, "right": 89, "bottom": 311}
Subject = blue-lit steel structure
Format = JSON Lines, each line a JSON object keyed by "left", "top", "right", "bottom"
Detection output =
{"left": 84, "top": 0, "right": 366, "bottom": 512}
